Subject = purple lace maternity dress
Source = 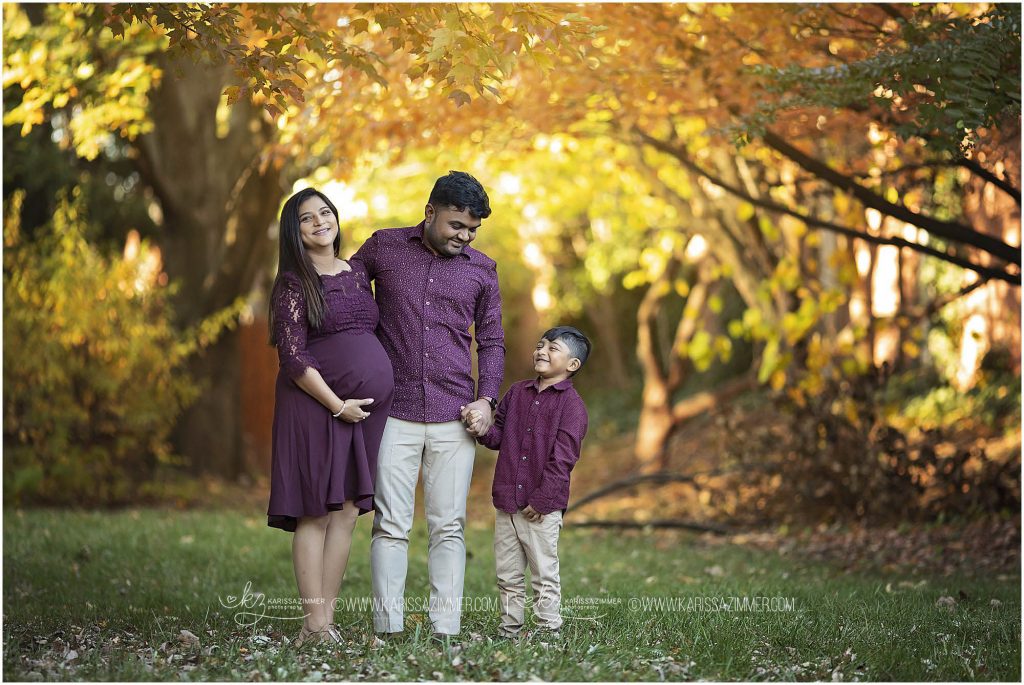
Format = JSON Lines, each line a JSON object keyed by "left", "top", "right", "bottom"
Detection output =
{"left": 267, "top": 264, "right": 394, "bottom": 532}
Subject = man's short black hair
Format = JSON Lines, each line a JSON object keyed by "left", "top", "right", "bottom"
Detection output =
{"left": 428, "top": 170, "right": 491, "bottom": 219}
{"left": 542, "top": 326, "right": 592, "bottom": 375}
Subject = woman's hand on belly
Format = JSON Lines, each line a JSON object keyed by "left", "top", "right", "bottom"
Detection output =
{"left": 335, "top": 397, "right": 374, "bottom": 423}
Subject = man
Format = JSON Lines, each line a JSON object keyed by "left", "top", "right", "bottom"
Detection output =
{"left": 351, "top": 170, "right": 504, "bottom": 637}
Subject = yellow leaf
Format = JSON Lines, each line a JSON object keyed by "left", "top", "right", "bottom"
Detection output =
{"left": 737, "top": 201, "right": 755, "bottom": 222}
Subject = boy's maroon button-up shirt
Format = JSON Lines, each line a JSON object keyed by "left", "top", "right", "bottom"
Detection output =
{"left": 481, "top": 377, "right": 588, "bottom": 515}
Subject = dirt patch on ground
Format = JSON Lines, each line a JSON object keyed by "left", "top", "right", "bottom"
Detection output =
{"left": 771, "top": 516, "right": 1021, "bottom": 577}
{"left": 562, "top": 414, "right": 1020, "bottom": 579}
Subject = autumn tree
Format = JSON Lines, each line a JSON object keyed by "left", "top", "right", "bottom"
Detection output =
{"left": 3, "top": 2, "right": 594, "bottom": 477}
{"left": 354, "top": 3, "right": 1021, "bottom": 468}
{"left": 6, "top": 2, "right": 1018, "bottom": 485}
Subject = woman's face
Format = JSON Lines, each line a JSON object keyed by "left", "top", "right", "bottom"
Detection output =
{"left": 297, "top": 196, "right": 338, "bottom": 252}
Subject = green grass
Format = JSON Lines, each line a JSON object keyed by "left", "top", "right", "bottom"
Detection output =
{"left": 3, "top": 508, "right": 1019, "bottom": 681}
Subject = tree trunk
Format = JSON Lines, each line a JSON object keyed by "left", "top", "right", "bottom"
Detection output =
{"left": 583, "top": 296, "right": 631, "bottom": 390}
{"left": 133, "top": 54, "right": 285, "bottom": 478}
{"left": 636, "top": 393, "right": 675, "bottom": 473}
{"left": 180, "top": 333, "right": 244, "bottom": 477}
{"left": 865, "top": 241, "right": 878, "bottom": 368}
{"left": 634, "top": 252, "right": 680, "bottom": 474}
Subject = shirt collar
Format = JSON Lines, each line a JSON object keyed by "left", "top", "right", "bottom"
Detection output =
{"left": 407, "top": 221, "right": 471, "bottom": 260}
{"left": 530, "top": 376, "right": 574, "bottom": 393}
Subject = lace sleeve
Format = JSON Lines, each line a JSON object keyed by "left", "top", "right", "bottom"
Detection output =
{"left": 273, "top": 274, "right": 321, "bottom": 381}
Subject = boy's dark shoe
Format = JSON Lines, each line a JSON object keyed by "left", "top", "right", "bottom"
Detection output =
{"left": 494, "top": 629, "right": 522, "bottom": 643}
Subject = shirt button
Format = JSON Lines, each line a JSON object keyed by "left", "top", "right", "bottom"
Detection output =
{"left": 517, "top": 484, "right": 523, "bottom": 489}
{"left": 526, "top": 428, "right": 532, "bottom": 433}
{"left": 429, "top": 278, "right": 434, "bottom": 283}
{"left": 424, "top": 352, "right": 428, "bottom": 357}
{"left": 425, "top": 326, "right": 430, "bottom": 331}
{"left": 534, "top": 400, "right": 540, "bottom": 405}
{"left": 425, "top": 301, "right": 430, "bottom": 305}
{"left": 521, "top": 456, "right": 527, "bottom": 461}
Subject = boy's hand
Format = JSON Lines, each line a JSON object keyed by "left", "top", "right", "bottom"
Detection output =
{"left": 463, "top": 409, "right": 485, "bottom": 434}
{"left": 460, "top": 400, "right": 493, "bottom": 436}
{"left": 521, "top": 505, "right": 544, "bottom": 523}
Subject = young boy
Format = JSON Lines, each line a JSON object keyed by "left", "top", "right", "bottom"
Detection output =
{"left": 466, "top": 326, "right": 591, "bottom": 638}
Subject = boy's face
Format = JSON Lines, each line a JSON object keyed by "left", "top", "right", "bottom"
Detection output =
{"left": 533, "top": 337, "right": 581, "bottom": 378}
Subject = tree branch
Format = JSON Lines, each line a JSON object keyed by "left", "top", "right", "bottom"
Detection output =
{"left": 631, "top": 126, "right": 1021, "bottom": 286}
{"left": 671, "top": 373, "right": 757, "bottom": 424}
{"left": 877, "top": 4, "right": 908, "bottom": 23}
{"left": 959, "top": 155, "right": 1022, "bottom": 206}
{"left": 636, "top": 252, "right": 679, "bottom": 392}
{"left": 666, "top": 264, "right": 709, "bottom": 389}
{"left": 851, "top": 159, "right": 1021, "bottom": 206}
{"left": 566, "top": 469, "right": 738, "bottom": 534}
{"left": 825, "top": 5, "right": 887, "bottom": 34}
{"left": 877, "top": 276, "right": 992, "bottom": 327}
{"left": 839, "top": 101, "right": 1022, "bottom": 205}
{"left": 568, "top": 471, "right": 704, "bottom": 512}
{"left": 568, "top": 519, "right": 734, "bottom": 534}
{"left": 762, "top": 129, "right": 1021, "bottom": 265}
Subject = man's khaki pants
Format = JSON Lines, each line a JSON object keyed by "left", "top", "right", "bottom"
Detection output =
{"left": 370, "top": 418, "right": 476, "bottom": 635}
{"left": 494, "top": 509, "right": 564, "bottom": 636}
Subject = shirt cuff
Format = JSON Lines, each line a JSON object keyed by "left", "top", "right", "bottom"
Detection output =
{"left": 526, "top": 495, "right": 560, "bottom": 516}
{"left": 477, "top": 379, "right": 501, "bottom": 404}
{"left": 477, "top": 425, "right": 500, "bottom": 450}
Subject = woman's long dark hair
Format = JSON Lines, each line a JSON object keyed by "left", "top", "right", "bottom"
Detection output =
{"left": 268, "top": 187, "right": 342, "bottom": 346}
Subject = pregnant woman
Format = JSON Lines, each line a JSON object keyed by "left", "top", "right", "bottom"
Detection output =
{"left": 267, "top": 187, "right": 394, "bottom": 647}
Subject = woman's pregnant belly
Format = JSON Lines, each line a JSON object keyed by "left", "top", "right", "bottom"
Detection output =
{"left": 307, "top": 331, "right": 395, "bottom": 412}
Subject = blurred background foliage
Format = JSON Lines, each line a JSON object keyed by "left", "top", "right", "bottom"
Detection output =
{"left": 3, "top": 190, "right": 239, "bottom": 504}
{"left": 2, "top": 3, "right": 1019, "bottom": 526}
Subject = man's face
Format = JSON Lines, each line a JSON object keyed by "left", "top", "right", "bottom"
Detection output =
{"left": 423, "top": 204, "right": 481, "bottom": 257}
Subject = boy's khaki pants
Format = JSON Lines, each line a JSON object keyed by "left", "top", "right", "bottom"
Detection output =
{"left": 494, "top": 509, "right": 563, "bottom": 636}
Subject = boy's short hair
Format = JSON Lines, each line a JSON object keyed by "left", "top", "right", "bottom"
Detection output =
{"left": 428, "top": 170, "right": 491, "bottom": 219}
{"left": 542, "top": 326, "right": 592, "bottom": 374}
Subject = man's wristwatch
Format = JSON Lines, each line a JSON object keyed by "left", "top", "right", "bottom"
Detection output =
{"left": 482, "top": 396, "right": 497, "bottom": 411}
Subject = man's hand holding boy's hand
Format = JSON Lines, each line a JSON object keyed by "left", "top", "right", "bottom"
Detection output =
{"left": 521, "top": 504, "right": 544, "bottom": 523}
{"left": 460, "top": 399, "right": 493, "bottom": 436}
{"left": 463, "top": 409, "right": 486, "bottom": 435}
